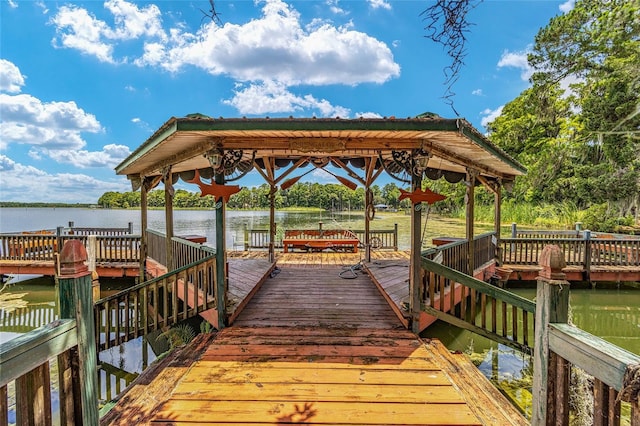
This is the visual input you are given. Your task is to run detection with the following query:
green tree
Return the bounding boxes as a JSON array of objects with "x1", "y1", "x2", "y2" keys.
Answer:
[{"x1": 488, "y1": 0, "x2": 639, "y2": 221}]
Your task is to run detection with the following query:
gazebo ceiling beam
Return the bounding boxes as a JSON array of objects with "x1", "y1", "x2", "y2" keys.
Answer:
[
  {"x1": 273, "y1": 157, "x2": 311, "y2": 186},
  {"x1": 421, "y1": 141, "x2": 507, "y2": 179},
  {"x1": 138, "y1": 139, "x2": 216, "y2": 178},
  {"x1": 330, "y1": 157, "x2": 367, "y2": 186}
]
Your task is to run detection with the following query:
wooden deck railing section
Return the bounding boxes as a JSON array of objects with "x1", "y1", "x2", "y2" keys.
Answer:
[
  {"x1": 243, "y1": 224, "x2": 399, "y2": 251},
  {"x1": 421, "y1": 241, "x2": 640, "y2": 425},
  {"x1": 420, "y1": 257, "x2": 535, "y2": 354},
  {"x1": 422, "y1": 232, "x2": 496, "y2": 275},
  {"x1": 146, "y1": 229, "x2": 215, "y2": 269},
  {"x1": 93, "y1": 255, "x2": 216, "y2": 351},
  {"x1": 0, "y1": 223, "x2": 140, "y2": 263},
  {"x1": 0, "y1": 240, "x2": 99, "y2": 425},
  {"x1": 531, "y1": 250, "x2": 640, "y2": 425},
  {"x1": 501, "y1": 225, "x2": 640, "y2": 271}
]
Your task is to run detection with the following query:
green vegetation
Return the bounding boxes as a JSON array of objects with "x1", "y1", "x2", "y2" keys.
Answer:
[
  {"x1": 486, "y1": 0, "x2": 639, "y2": 232},
  {"x1": 97, "y1": 183, "x2": 413, "y2": 212}
]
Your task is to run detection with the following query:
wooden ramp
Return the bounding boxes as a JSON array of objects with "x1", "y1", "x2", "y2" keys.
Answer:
[{"x1": 101, "y1": 266, "x2": 526, "y2": 425}]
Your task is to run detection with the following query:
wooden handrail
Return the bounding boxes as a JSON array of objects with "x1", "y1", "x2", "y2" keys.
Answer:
[
  {"x1": 1, "y1": 239, "x2": 100, "y2": 425},
  {"x1": 420, "y1": 257, "x2": 535, "y2": 354},
  {"x1": 0, "y1": 319, "x2": 77, "y2": 386},
  {"x1": 93, "y1": 255, "x2": 216, "y2": 351}
]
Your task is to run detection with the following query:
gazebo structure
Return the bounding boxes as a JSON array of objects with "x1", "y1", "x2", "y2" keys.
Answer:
[{"x1": 115, "y1": 114, "x2": 525, "y2": 331}]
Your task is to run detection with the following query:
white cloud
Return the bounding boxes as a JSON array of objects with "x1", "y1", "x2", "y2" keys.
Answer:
[
  {"x1": 136, "y1": 0, "x2": 399, "y2": 86},
  {"x1": 50, "y1": 0, "x2": 400, "y2": 116},
  {"x1": 368, "y1": 0, "x2": 392, "y2": 10},
  {"x1": 7, "y1": 0, "x2": 18, "y2": 8},
  {"x1": 497, "y1": 49, "x2": 533, "y2": 81},
  {"x1": 559, "y1": 0, "x2": 575, "y2": 13},
  {"x1": 0, "y1": 90, "x2": 128, "y2": 168},
  {"x1": 223, "y1": 80, "x2": 350, "y2": 117},
  {"x1": 326, "y1": 0, "x2": 347, "y2": 15},
  {"x1": 480, "y1": 106, "x2": 503, "y2": 128},
  {"x1": 310, "y1": 168, "x2": 334, "y2": 182},
  {"x1": 50, "y1": 0, "x2": 166, "y2": 63},
  {"x1": 46, "y1": 143, "x2": 132, "y2": 168},
  {"x1": 0, "y1": 155, "x2": 130, "y2": 203},
  {"x1": 0, "y1": 93, "x2": 101, "y2": 150},
  {"x1": 472, "y1": 89, "x2": 483, "y2": 96},
  {"x1": 0, "y1": 59, "x2": 26, "y2": 93}
]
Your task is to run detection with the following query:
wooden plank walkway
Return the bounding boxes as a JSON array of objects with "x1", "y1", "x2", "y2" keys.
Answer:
[
  {"x1": 101, "y1": 265, "x2": 526, "y2": 425},
  {"x1": 363, "y1": 259, "x2": 411, "y2": 328}
]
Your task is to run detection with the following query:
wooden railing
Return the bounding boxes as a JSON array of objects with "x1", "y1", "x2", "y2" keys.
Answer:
[
  {"x1": 422, "y1": 238, "x2": 640, "y2": 425},
  {"x1": 420, "y1": 257, "x2": 535, "y2": 354},
  {"x1": 0, "y1": 224, "x2": 140, "y2": 263},
  {"x1": 147, "y1": 229, "x2": 167, "y2": 265},
  {"x1": 243, "y1": 225, "x2": 399, "y2": 251},
  {"x1": 500, "y1": 235, "x2": 640, "y2": 268},
  {"x1": 172, "y1": 236, "x2": 215, "y2": 269},
  {"x1": 93, "y1": 255, "x2": 216, "y2": 351},
  {"x1": 532, "y1": 270, "x2": 640, "y2": 425},
  {"x1": 422, "y1": 232, "x2": 496, "y2": 275},
  {"x1": 146, "y1": 229, "x2": 215, "y2": 270},
  {"x1": 1, "y1": 241, "x2": 99, "y2": 425}
]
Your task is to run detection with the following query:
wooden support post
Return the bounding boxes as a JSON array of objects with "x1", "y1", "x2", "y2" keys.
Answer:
[
  {"x1": 494, "y1": 183, "x2": 502, "y2": 266},
  {"x1": 393, "y1": 223, "x2": 398, "y2": 251},
  {"x1": 163, "y1": 167, "x2": 174, "y2": 271},
  {"x1": 532, "y1": 244, "x2": 570, "y2": 426},
  {"x1": 466, "y1": 169, "x2": 477, "y2": 275},
  {"x1": 269, "y1": 185, "x2": 276, "y2": 263},
  {"x1": 86, "y1": 235, "x2": 100, "y2": 301},
  {"x1": 215, "y1": 171, "x2": 227, "y2": 329},
  {"x1": 410, "y1": 171, "x2": 422, "y2": 334},
  {"x1": 57, "y1": 240, "x2": 99, "y2": 426},
  {"x1": 583, "y1": 230, "x2": 592, "y2": 282},
  {"x1": 364, "y1": 188, "x2": 372, "y2": 262},
  {"x1": 244, "y1": 225, "x2": 249, "y2": 251},
  {"x1": 140, "y1": 177, "x2": 149, "y2": 283}
]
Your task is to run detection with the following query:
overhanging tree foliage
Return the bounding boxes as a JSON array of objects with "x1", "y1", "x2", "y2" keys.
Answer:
[{"x1": 487, "y1": 0, "x2": 639, "y2": 225}]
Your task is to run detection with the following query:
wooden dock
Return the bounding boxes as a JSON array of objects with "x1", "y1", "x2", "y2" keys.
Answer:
[{"x1": 101, "y1": 262, "x2": 526, "y2": 425}]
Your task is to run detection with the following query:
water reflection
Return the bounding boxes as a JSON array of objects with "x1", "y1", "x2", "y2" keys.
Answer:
[{"x1": 424, "y1": 286, "x2": 640, "y2": 418}]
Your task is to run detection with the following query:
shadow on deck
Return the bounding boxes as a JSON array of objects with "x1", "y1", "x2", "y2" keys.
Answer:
[{"x1": 101, "y1": 256, "x2": 526, "y2": 425}]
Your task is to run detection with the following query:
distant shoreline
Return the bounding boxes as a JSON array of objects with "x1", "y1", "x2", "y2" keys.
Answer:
[{"x1": 0, "y1": 202, "x2": 96, "y2": 208}]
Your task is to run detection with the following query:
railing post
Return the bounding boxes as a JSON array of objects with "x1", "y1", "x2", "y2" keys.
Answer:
[
  {"x1": 128, "y1": 222, "x2": 133, "y2": 234},
  {"x1": 57, "y1": 240, "x2": 99, "y2": 425},
  {"x1": 532, "y1": 244, "x2": 570, "y2": 426},
  {"x1": 393, "y1": 223, "x2": 398, "y2": 251},
  {"x1": 244, "y1": 225, "x2": 249, "y2": 251},
  {"x1": 583, "y1": 230, "x2": 591, "y2": 282},
  {"x1": 511, "y1": 222, "x2": 517, "y2": 238}
]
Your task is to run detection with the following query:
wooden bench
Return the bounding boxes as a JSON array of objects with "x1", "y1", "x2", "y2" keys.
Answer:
[{"x1": 282, "y1": 229, "x2": 359, "y2": 253}]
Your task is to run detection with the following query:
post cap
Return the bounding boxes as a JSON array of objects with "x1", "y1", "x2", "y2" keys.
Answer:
[
  {"x1": 538, "y1": 244, "x2": 567, "y2": 280},
  {"x1": 59, "y1": 240, "x2": 89, "y2": 276}
]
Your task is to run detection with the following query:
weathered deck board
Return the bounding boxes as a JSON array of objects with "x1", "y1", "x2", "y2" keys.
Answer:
[
  {"x1": 364, "y1": 259, "x2": 411, "y2": 327},
  {"x1": 101, "y1": 263, "x2": 526, "y2": 426},
  {"x1": 232, "y1": 266, "x2": 401, "y2": 328},
  {"x1": 227, "y1": 258, "x2": 275, "y2": 324}
]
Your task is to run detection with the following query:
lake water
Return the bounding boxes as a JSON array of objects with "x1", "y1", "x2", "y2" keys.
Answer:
[{"x1": 1, "y1": 207, "x2": 638, "y2": 419}]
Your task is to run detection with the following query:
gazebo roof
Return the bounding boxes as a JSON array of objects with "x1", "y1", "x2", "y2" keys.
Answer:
[{"x1": 115, "y1": 114, "x2": 525, "y2": 186}]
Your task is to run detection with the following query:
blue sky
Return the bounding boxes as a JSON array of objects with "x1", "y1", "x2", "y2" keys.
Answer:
[{"x1": 0, "y1": 0, "x2": 573, "y2": 203}]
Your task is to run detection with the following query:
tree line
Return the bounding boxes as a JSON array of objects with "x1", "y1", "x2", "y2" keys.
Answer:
[{"x1": 97, "y1": 182, "x2": 416, "y2": 212}]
